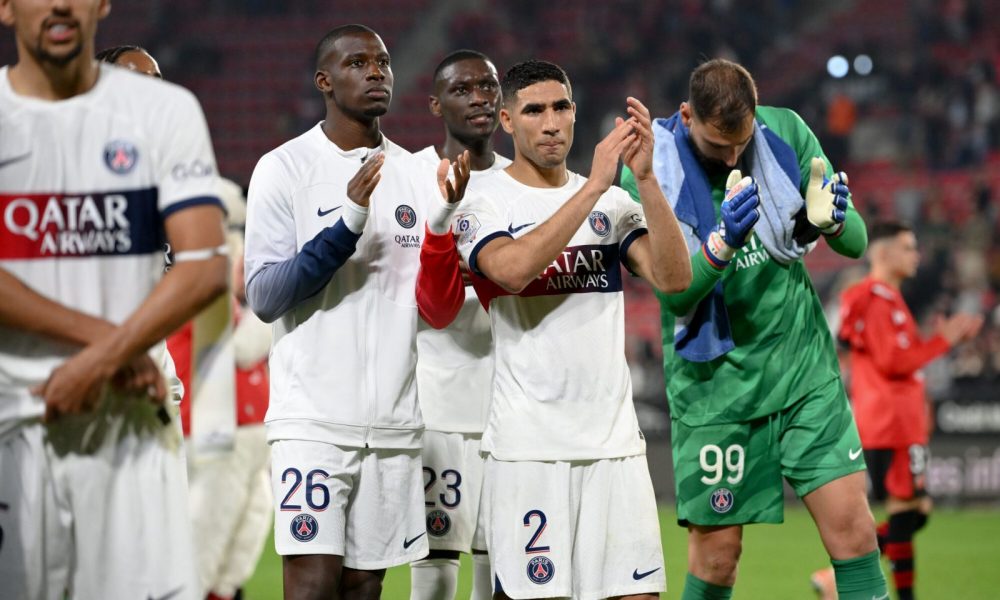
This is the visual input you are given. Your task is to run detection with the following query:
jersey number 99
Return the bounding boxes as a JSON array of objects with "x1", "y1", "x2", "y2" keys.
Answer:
[{"x1": 699, "y1": 444, "x2": 745, "y2": 485}]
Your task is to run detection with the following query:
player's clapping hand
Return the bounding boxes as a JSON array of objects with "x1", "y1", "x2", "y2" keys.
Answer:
[
  {"x1": 805, "y1": 157, "x2": 849, "y2": 231},
  {"x1": 621, "y1": 97, "x2": 655, "y2": 181},
  {"x1": 588, "y1": 115, "x2": 638, "y2": 193},
  {"x1": 936, "y1": 313, "x2": 985, "y2": 346},
  {"x1": 346, "y1": 151, "x2": 385, "y2": 208},
  {"x1": 438, "y1": 150, "x2": 471, "y2": 205},
  {"x1": 705, "y1": 170, "x2": 760, "y2": 264}
]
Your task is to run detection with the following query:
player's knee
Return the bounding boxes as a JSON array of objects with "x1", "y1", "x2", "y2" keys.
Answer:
[
  {"x1": 340, "y1": 568, "x2": 385, "y2": 600},
  {"x1": 282, "y1": 556, "x2": 340, "y2": 600},
  {"x1": 888, "y1": 509, "x2": 925, "y2": 541},
  {"x1": 283, "y1": 571, "x2": 338, "y2": 600},
  {"x1": 694, "y1": 539, "x2": 741, "y2": 581},
  {"x1": 830, "y1": 509, "x2": 878, "y2": 556}
]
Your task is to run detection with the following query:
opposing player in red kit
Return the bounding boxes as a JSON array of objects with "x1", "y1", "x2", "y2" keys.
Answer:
[{"x1": 815, "y1": 221, "x2": 982, "y2": 600}]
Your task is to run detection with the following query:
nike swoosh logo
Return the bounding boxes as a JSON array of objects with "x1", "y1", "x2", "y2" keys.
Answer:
[
  {"x1": 147, "y1": 586, "x2": 185, "y2": 600},
  {"x1": 317, "y1": 206, "x2": 342, "y2": 217},
  {"x1": 507, "y1": 222, "x2": 535, "y2": 234},
  {"x1": 849, "y1": 447, "x2": 863, "y2": 460},
  {"x1": 403, "y1": 532, "x2": 426, "y2": 549},
  {"x1": 0, "y1": 153, "x2": 30, "y2": 169},
  {"x1": 632, "y1": 567, "x2": 661, "y2": 580}
]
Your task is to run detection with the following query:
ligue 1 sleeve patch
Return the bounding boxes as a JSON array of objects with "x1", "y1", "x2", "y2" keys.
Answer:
[
  {"x1": 588, "y1": 211, "x2": 611, "y2": 237},
  {"x1": 103, "y1": 140, "x2": 138, "y2": 174},
  {"x1": 396, "y1": 204, "x2": 417, "y2": 229},
  {"x1": 426, "y1": 509, "x2": 452, "y2": 537},
  {"x1": 526, "y1": 556, "x2": 555, "y2": 584},
  {"x1": 455, "y1": 213, "x2": 481, "y2": 247},
  {"x1": 290, "y1": 513, "x2": 319, "y2": 542},
  {"x1": 710, "y1": 488, "x2": 734, "y2": 513}
]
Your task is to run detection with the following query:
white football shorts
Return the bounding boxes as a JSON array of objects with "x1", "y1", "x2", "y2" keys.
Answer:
[
  {"x1": 270, "y1": 440, "x2": 428, "y2": 569},
  {"x1": 0, "y1": 401, "x2": 196, "y2": 600},
  {"x1": 421, "y1": 430, "x2": 487, "y2": 553},
  {"x1": 483, "y1": 454, "x2": 666, "y2": 600}
]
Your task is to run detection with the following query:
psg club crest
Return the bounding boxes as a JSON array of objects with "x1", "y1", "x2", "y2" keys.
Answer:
[
  {"x1": 426, "y1": 509, "x2": 452, "y2": 537},
  {"x1": 395, "y1": 204, "x2": 417, "y2": 229},
  {"x1": 710, "y1": 488, "x2": 734, "y2": 514},
  {"x1": 103, "y1": 140, "x2": 138, "y2": 174},
  {"x1": 526, "y1": 556, "x2": 555, "y2": 584},
  {"x1": 588, "y1": 211, "x2": 611, "y2": 238},
  {"x1": 290, "y1": 514, "x2": 318, "y2": 542}
]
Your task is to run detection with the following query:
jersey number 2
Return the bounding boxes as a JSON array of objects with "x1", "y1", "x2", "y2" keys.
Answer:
[{"x1": 523, "y1": 509, "x2": 550, "y2": 553}]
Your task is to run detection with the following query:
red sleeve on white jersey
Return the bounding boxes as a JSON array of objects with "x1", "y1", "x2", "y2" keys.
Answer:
[{"x1": 416, "y1": 225, "x2": 464, "y2": 329}]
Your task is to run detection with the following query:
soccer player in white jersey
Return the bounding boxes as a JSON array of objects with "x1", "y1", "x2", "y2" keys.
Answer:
[
  {"x1": 243, "y1": 24, "x2": 470, "y2": 600},
  {"x1": 409, "y1": 50, "x2": 510, "y2": 600},
  {"x1": 446, "y1": 60, "x2": 693, "y2": 600},
  {"x1": 0, "y1": 1, "x2": 228, "y2": 599}
]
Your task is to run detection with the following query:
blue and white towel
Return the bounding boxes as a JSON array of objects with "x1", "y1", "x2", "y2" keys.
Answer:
[{"x1": 651, "y1": 112, "x2": 807, "y2": 362}]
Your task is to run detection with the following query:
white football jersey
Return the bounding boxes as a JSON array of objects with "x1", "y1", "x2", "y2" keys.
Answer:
[
  {"x1": 0, "y1": 65, "x2": 220, "y2": 434},
  {"x1": 455, "y1": 171, "x2": 649, "y2": 461},
  {"x1": 413, "y1": 146, "x2": 509, "y2": 433},
  {"x1": 244, "y1": 125, "x2": 442, "y2": 449}
]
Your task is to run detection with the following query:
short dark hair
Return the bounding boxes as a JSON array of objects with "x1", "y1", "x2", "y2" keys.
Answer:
[
  {"x1": 689, "y1": 59, "x2": 758, "y2": 134},
  {"x1": 501, "y1": 59, "x2": 571, "y2": 106},
  {"x1": 869, "y1": 221, "x2": 913, "y2": 243},
  {"x1": 433, "y1": 49, "x2": 492, "y2": 85},
  {"x1": 96, "y1": 45, "x2": 146, "y2": 64},
  {"x1": 315, "y1": 24, "x2": 379, "y2": 70}
]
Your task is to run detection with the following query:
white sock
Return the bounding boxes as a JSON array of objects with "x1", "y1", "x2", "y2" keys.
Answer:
[
  {"x1": 470, "y1": 553, "x2": 492, "y2": 600},
  {"x1": 410, "y1": 557, "x2": 460, "y2": 600}
]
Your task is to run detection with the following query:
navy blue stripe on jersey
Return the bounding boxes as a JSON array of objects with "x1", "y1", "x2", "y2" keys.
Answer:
[
  {"x1": 161, "y1": 195, "x2": 224, "y2": 220},
  {"x1": 246, "y1": 217, "x2": 361, "y2": 323},
  {"x1": 619, "y1": 227, "x2": 649, "y2": 276},
  {"x1": 0, "y1": 188, "x2": 164, "y2": 259},
  {"x1": 520, "y1": 243, "x2": 623, "y2": 296},
  {"x1": 470, "y1": 243, "x2": 625, "y2": 310},
  {"x1": 468, "y1": 230, "x2": 513, "y2": 276}
]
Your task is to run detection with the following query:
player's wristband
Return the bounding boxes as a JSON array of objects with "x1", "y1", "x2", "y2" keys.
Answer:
[
  {"x1": 821, "y1": 221, "x2": 845, "y2": 237},
  {"x1": 427, "y1": 196, "x2": 459, "y2": 235},
  {"x1": 703, "y1": 231, "x2": 736, "y2": 269},
  {"x1": 342, "y1": 199, "x2": 369, "y2": 234}
]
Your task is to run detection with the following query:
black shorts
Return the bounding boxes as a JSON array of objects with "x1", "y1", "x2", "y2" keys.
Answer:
[{"x1": 864, "y1": 446, "x2": 929, "y2": 502}]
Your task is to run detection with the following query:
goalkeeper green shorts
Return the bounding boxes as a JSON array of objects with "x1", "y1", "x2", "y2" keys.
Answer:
[{"x1": 671, "y1": 377, "x2": 866, "y2": 526}]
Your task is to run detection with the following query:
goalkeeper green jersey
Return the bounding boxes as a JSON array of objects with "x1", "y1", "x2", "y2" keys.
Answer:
[{"x1": 622, "y1": 106, "x2": 867, "y2": 426}]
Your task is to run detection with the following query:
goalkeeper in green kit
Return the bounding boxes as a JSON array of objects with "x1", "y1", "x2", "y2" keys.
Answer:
[{"x1": 622, "y1": 59, "x2": 889, "y2": 600}]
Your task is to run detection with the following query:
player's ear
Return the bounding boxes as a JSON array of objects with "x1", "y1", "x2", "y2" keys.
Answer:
[
  {"x1": 499, "y1": 107, "x2": 513, "y2": 134},
  {"x1": 0, "y1": 0, "x2": 14, "y2": 27},
  {"x1": 314, "y1": 70, "x2": 331, "y2": 94},
  {"x1": 679, "y1": 102, "x2": 693, "y2": 127},
  {"x1": 429, "y1": 95, "x2": 441, "y2": 118},
  {"x1": 98, "y1": 0, "x2": 112, "y2": 20}
]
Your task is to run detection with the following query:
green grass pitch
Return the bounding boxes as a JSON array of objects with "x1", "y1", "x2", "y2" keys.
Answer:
[{"x1": 243, "y1": 505, "x2": 1000, "y2": 598}]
